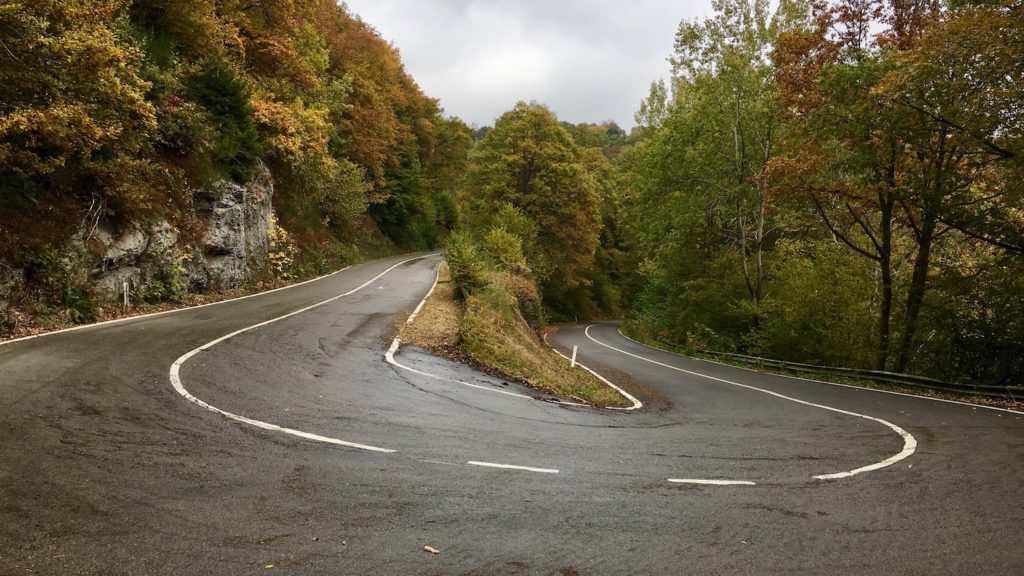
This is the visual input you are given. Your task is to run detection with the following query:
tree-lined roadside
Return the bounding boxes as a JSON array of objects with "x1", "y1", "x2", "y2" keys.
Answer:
[{"x1": 616, "y1": 0, "x2": 1023, "y2": 389}]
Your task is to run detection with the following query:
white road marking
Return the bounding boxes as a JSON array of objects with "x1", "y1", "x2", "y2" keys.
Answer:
[
  {"x1": 386, "y1": 265, "x2": 641, "y2": 410},
  {"x1": 169, "y1": 255, "x2": 439, "y2": 452},
  {"x1": 384, "y1": 263, "x2": 535, "y2": 401},
  {"x1": 616, "y1": 329, "x2": 1024, "y2": 416},
  {"x1": 467, "y1": 461, "x2": 560, "y2": 474},
  {"x1": 543, "y1": 332, "x2": 643, "y2": 410},
  {"x1": 585, "y1": 325, "x2": 918, "y2": 481},
  {"x1": 668, "y1": 479, "x2": 757, "y2": 486},
  {"x1": 386, "y1": 338, "x2": 534, "y2": 400},
  {"x1": 0, "y1": 266, "x2": 351, "y2": 348}
]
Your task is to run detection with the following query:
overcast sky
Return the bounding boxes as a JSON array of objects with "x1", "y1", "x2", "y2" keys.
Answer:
[{"x1": 342, "y1": 1, "x2": 714, "y2": 129}]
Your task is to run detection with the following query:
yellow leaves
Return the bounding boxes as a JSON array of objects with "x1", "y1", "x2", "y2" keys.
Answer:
[
  {"x1": 266, "y1": 214, "x2": 298, "y2": 279},
  {"x1": 252, "y1": 94, "x2": 332, "y2": 165},
  {"x1": 253, "y1": 97, "x2": 301, "y2": 137},
  {"x1": 0, "y1": 0, "x2": 155, "y2": 180}
]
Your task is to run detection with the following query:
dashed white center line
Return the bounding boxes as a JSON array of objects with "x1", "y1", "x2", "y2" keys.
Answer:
[
  {"x1": 668, "y1": 479, "x2": 757, "y2": 486},
  {"x1": 467, "y1": 461, "x2": 560, "y2": 474}
]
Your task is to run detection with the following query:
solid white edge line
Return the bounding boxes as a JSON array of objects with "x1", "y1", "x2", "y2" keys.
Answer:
[
  {"x1": 386, "y1": 337, "x2": 534, "y2": 400},
  {"x1": 467, "y1": 461, "x2": 559, "y2": 474},
  {"x1": 168, "y1": 254, "x2": 439, "y2": 452},
  {"x1": 616, "y1": 328, "x2": 1024, "y2": 417},
  {"x1": 383, "y1": 262, "x2": 536, "y2": 401},
  {"x1": 0, "y1": 265, "x2": 351, "y2": 348},
  {"x1": 585, "y1": 324, "x2": 917, "y2": 481},
  {"x1": 668, "y1": 479, "x2": 757, "y2": 486},
  {"x1": 542, "y1": 332, "x2": 643, "y2": 411}
]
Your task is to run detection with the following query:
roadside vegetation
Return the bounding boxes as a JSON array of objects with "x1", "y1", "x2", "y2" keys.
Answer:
[
  {"x1": 624, "y1": 329, "x2": 1023, "y2": 412},
  {"x1": 615, "y1": 0, "x2": 1023, "y2": 390},
  {"x1": 401, "y1": 237, "x2": 627, "y2": 407}
]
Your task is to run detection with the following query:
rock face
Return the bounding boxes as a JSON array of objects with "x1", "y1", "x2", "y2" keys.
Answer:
[
  {"x1": 192, "y1": 162, "x2": 276, "y2": 290},
  {"x1": 88, "y1": 162, "x2": 278, "y2": 301}
]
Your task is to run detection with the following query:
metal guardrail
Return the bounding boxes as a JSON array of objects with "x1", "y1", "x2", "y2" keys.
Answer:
[{"x1": 699, "y1": 350, "x2": 1023, "y2": 400}]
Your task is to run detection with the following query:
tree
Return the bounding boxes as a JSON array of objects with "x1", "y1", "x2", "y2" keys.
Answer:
[
  {"x1": 466, "y1": 102, "x2": 602, "y2": 307},
  {"x1": 0, "y1": 0, "x2": 158, "y2": 254},
  {"x1": 658, "y1": 0, "x2": 806, "y2": 307},
  {"x1": 775, "y1": 0, "x2": 1022, "y2": 372}
]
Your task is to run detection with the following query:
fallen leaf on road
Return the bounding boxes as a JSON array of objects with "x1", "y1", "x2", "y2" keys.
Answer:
[{"x1": 424, "y1": 546, "x2": 440, "y2": 554}]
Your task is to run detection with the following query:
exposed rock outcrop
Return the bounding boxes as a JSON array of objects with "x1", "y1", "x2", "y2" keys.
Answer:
[
  {"x1": 192, "y1": 162, "x2": 276, "y2": 290},
  {"x1": 88, "y1": 162, "x2": 279, "y2": 301}
]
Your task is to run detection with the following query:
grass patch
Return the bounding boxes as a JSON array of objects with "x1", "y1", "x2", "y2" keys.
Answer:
[{"x1": 399, "y1": 262, "x2": 462, "y2": 355}]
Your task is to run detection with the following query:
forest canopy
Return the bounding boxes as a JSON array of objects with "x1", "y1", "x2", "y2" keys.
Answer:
[
  {"x1": 0, "y1": 0, "x2": 470, "y2": 261},
  {"x1": 618, "y1": 0, "x2": 1024, "y2": 386}
]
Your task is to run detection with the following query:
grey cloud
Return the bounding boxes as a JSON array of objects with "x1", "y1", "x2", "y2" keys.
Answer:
[{"x1": 343, "y1": 0, "x2": 712, "y2": 128}]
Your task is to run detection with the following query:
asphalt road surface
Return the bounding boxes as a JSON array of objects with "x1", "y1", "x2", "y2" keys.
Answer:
[{"x1": 2, "y1": 253, "x2": 1022, "y2": 575}]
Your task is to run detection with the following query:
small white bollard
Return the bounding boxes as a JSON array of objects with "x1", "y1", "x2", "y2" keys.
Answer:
[
  {"x1": 570, "y1": 345, "x2": 577, "y2": 368},
  {"x1": 123, "y1": 281, "x2": 129, "y2": 309}
]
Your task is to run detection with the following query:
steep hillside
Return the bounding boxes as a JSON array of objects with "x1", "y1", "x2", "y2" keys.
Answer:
[{"x1": 0, "y1": 1, "x2": 470, "y2": 335}]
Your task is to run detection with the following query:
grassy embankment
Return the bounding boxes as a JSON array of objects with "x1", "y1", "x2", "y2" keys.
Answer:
[{"x1": 401, "y1": 242, "x2": 628, "y2": 408}]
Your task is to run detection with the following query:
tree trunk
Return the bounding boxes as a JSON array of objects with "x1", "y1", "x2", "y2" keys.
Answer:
[
  {"x1": 874, "y1": 153, "x2": 898, "y2": 371},
  {"x1": 877, "y1": 249, "x2": 893, "y2": 372},
  {"x1": 894, "y1": 211, "x2": 937, "y2": 373}
]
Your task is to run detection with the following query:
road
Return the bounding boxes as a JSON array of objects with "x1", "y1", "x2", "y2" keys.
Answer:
[{"x1": 1, "y1": 253, "x2": 1022, "y2": 575}]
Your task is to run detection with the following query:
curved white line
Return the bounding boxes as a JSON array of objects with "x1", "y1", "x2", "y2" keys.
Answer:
[
  {"x1": 384, "y1": 264, "x2": 638, "y2": 409},
  {"x1": 617, "y1": 328, "x2": 1024, "y2": 416},
  {"x1": 384, "y1": 265, "x2": 534, "y2": 400},
  {"x1": 542, "y1": 332, "x2": 643, "y2": 410},
  {"x1": 386, "y1": 338, "x2": 534, "y2": 400},
  {"x1": 169, "y1": 254, "x2": 439, "y2": 453},
  {"x1": 584, "y1": 325, "x2": 917, "y2": 480}
]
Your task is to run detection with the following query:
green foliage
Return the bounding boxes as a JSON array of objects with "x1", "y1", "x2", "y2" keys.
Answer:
[
  {"x1": 913, "y1": 256, "x2": 1024, "y2": 386},
  {"x1": 59, "y1": 283, "x2": 98, "y2": 324},
  {"x1": 187, "y1": 61, "x2": 262, "y2": 182},
  {"x1": 139, "y1": 248, "x2": 188, "y2": 304},
  {"x1": 750, "y1": 242, "x2": 878, "y2": 368},
  {"x1": 620, "y1": 0, "x2": 1024, "y2": 387},
  {"x1": 466, "y1": 102, "x2": 602, "y2": 313},
  {"x1": 481, "y1": 228, "x2": 527, "y2": 270},
  {"x1": 444, "y1": 232, "x2": 489, "y2": 298}
]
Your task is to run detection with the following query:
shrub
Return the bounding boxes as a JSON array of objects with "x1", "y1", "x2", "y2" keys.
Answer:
[
  {"x1": 267, "y1": 216, "x2": 298, "y2": 279},
  {"x1": 444, "y1": 232, "x2": 488, "y2": 298},
  {"x1": 59, "y1": 283, "x2": 97, "y2": 324},
  {"x1": 481, "y1": 227, "x2": 526, "y2": 270},
  {"x1": 187, "y1": 60, "x2": 262, "y2": 182},
  {"x1": 139, "y1": 248, "x2": 188, "y2": 304}
]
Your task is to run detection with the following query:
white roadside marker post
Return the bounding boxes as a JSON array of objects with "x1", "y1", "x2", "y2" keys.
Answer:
[
  {"x1": 123, "y1": 281, "x2": 129, "y2": 309},
  {"x1": 570, "y1": 345, "x2": 577, "y2": 368}
]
